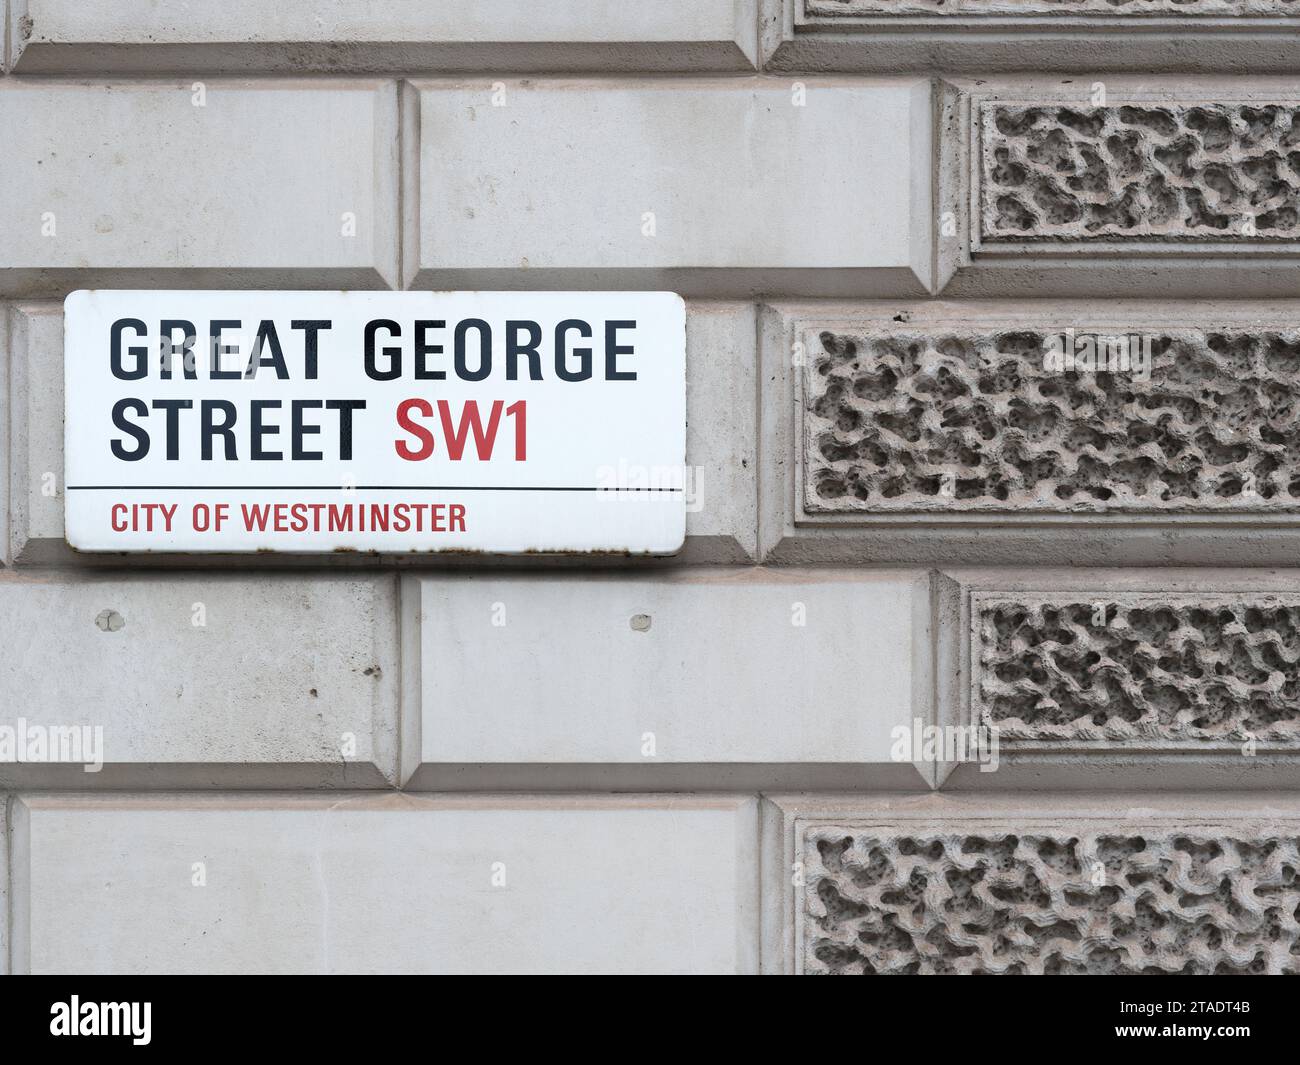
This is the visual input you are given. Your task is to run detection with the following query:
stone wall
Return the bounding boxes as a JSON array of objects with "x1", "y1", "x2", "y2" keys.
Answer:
[{"x1": 3, "y1": 0, "x2": 1300, "y2": 974}]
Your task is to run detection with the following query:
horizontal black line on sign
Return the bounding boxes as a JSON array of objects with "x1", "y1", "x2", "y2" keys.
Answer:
[{"x1": 65, "y1": 485, "x2": 685, "y2": 493}]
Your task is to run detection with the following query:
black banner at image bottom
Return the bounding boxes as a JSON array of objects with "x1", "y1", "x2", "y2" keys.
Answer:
[{"x1": 0, "y1": 975, "x2": 1286, "y2": 1051}]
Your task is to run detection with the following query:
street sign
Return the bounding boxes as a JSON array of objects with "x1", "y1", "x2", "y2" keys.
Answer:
[{"x1": 64, "y1": 291, "x2": 687, "y2": 554}]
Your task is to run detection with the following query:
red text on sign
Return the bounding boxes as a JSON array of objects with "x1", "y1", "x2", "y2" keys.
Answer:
[{"x1": 394, "y1": 399, "x2": 526, "y2": 461}]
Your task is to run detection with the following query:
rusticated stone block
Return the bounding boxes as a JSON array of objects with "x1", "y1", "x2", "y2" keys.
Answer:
[
  {"x1": 980, "y1": 102, "x2": 1300, "y2": 242},
  {"x1": 805, "y1": 0, "x2": 1298, "y2": 14},
  {"x1": 804, "y1": 324, "x2": 1300, "y2": 514},
  {"x1": 974, "y1": 593, "x2": 1300, "y2": 745},
  {"x1": 767, "y1": 5, "x2": 1300, "y2": 78},
  {"x1": 804, "y1": 822, "x2": 1300, "y2": 974}
]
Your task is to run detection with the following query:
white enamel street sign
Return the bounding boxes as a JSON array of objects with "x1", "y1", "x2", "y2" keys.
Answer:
[{"x1": 64, "y1": 291, "x2": 687, "y2": 554}]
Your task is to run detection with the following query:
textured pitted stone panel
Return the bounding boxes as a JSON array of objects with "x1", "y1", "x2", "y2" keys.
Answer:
[
  {"x1": 980, "y1": 102, "x2": 1300, "y2": 242},
  {"x1": 805, "y1": 0, "x2": 1299, "y2": 14},
  {"x1": 975, "y1": 594, "x2": 1300, "y2": 744},
  {"x1": 765, "y1": 4, "x2": 1300, "y2": 77},
  {"x1": 803, "y1": 823, "x2": 1300, "y2": 974},
  {"x1": 804, "y1": 325, "x2": 1300, "y2": 514}
]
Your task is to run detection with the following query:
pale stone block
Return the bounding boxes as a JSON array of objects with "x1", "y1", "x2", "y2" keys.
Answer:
[
  {"x1": 401, "y1": 569, "x2": 933, "y2": 790},
  {"x1": 683, "y1": 301, "x2": 758, "y2": 562},
  {"x1": 6, "y1": 304, "x2": 60, "y2": 564},
  {"x1": 0, "y1": 302, "x2": 10, "y2": 568},
  {"x1": 0, "y1": 80, "x2": 398, "y2": 295},
  {"x1": 9, "y1": 0, "x2": 758, "y2": 73},
  {"x1": 0, "y1": 573, "x2": 398, "y2": 786},
  {"x1": 406, "y1": 78, "x2": 934, "y2": 297},
  {"x1": 8, "y1": 300, "x2": 754, "y2": 564},
  {"x1": 763, "y1": 792, "x2": 1300, "y2": 974},
  {"x1": 12, "y1": 794, "x2": 759, "y2": 974}
]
